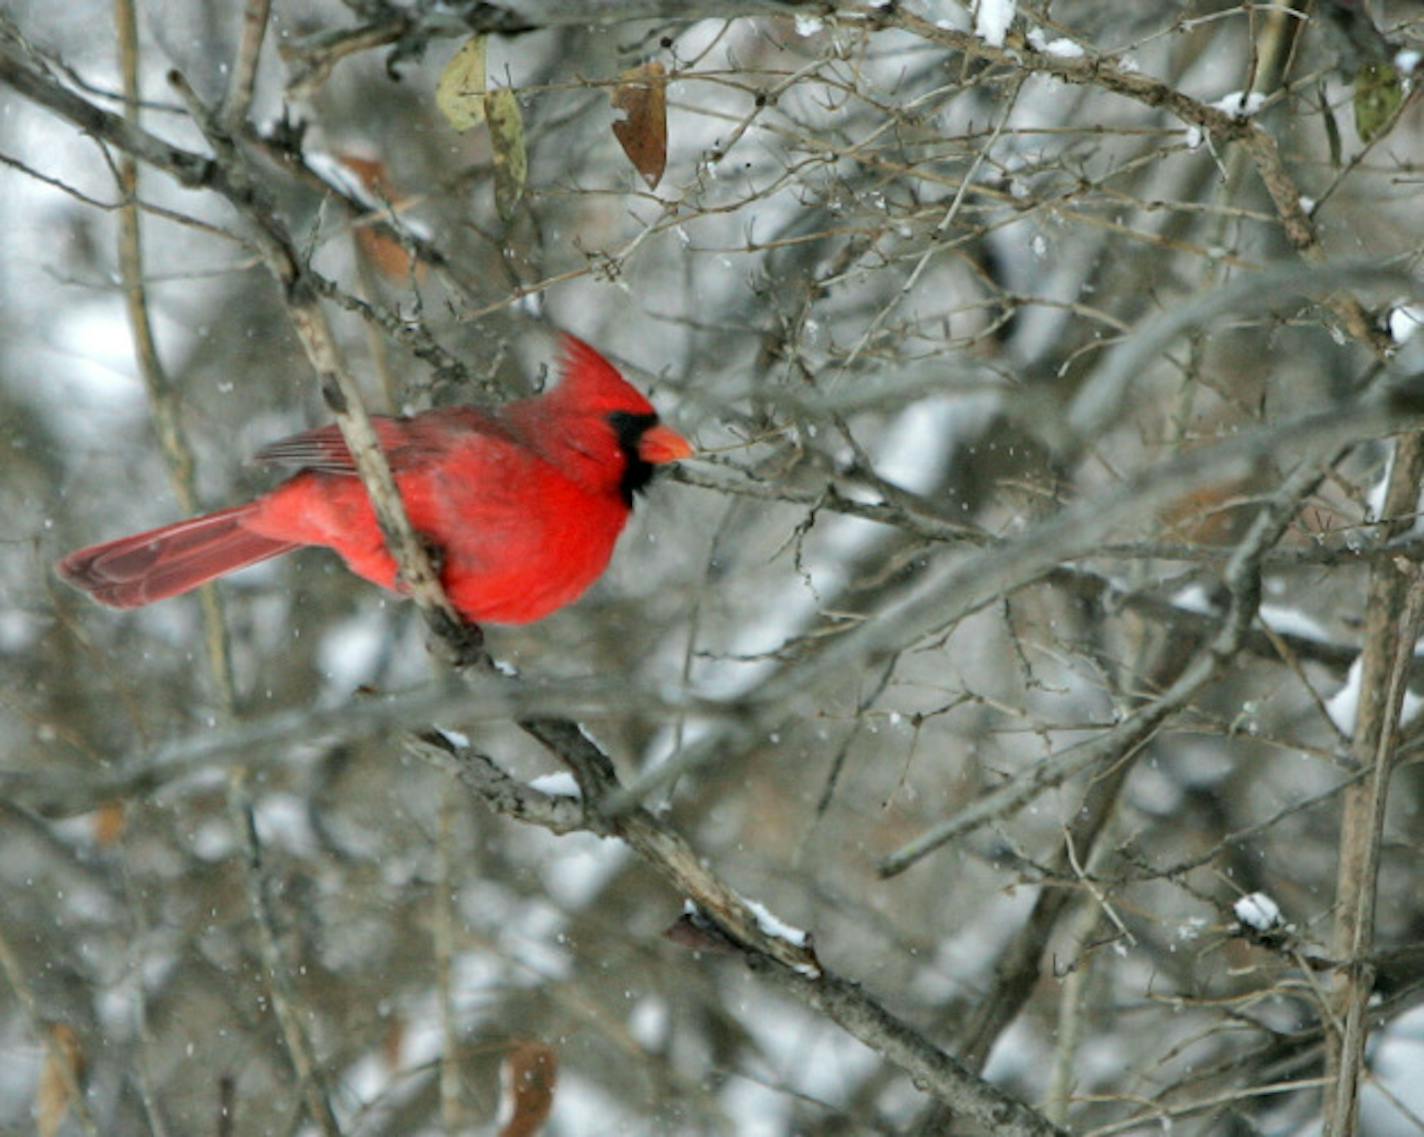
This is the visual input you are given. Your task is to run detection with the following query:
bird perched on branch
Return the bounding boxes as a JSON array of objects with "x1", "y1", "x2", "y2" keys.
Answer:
[{"x1": 57, "y1": 335, "x2": 692, "y2": 625}]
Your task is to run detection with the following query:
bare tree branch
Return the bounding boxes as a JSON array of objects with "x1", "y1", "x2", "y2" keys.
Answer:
[
  {"x1": 414, "y1": 732, "x2": 1068, "y2": 1137},
  {"x1": 1322, "y1": 434, "x2": 1424, "y2": 1133}
]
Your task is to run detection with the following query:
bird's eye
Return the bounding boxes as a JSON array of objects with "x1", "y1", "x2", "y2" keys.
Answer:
[
  {"x1": 607, "y1": 411, "x2": 662, "y2": 504},
  {"x1": 607, "y1": 411, "x2": 660, "y2": 454}
]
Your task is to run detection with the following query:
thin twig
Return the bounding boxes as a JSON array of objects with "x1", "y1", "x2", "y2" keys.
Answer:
[
  {"x1": 113, "y1": 0, "x2": 236, "y2": 713},
  {"x1": 435, "y1": 788, "x2": 463, "y2": 1133},
  {"x1": 223, "y1": 0, "x2": 271, "y2": 130},
  {"x1": 227, "y1": 778, "x2": 344, "y2": 1137}
]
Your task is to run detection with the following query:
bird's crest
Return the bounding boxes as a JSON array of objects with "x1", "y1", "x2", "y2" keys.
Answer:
[{"x1": 554, "y1": 334, "x2": 656, "y2": 416}]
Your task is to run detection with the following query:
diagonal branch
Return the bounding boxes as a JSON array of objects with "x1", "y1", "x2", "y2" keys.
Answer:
[
  {"x1": 411, "y1": 731, "x2": 1068, "y2": 1137},
  {"x1": 0, "y1": 22, "x2": 215, "y2": 187},
  {"x1": 164, "y1": 69, "x2": 473, "y2": 653}
]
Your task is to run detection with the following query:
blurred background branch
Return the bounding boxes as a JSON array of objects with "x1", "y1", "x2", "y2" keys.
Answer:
[{"x1": 5, "y1": 1, "x2": 1424, "y2": 1135}]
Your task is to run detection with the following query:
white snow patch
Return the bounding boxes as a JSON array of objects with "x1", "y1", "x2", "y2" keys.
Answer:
[
  {"x1": 497, "y1": 903, "x2": 573, "y2": 981},
  {"x1": 981, "y1": 1013, "x2": 1055, "y2": 1086},
  {"x1": 1026, "y1": 28, "x2": 1083, "y2": 59},
  {"x1": 1171, "y1": 584, "x2": 1214, "y2": 614},
  {"x1": 1366, "y1": 444, "x2": 1394, "y2": 523},
  {"x1": 305, "y1": 150, "x2": 378, "y2": 209},
  {"x1": 1389, "y1": 303, "x2": 1424, "y2": 345},
  {"x1": 878, "y1": 394, "x2": 985, "y2": 493},
  {"x1": 974, "y1": 0, "x2": 1015, "y2": 47},
  {"x1": 1210, "y1": 90, "x2": 1267, "y2": 118},
  {"x1": 742, "y1": 896, "x2": 807, "y2": 947},
  {"x1": 741, "y1": 896, "x2": 819, "y2": 976},
  {"x1": 793, "y1": 13, "x2": 823, "y2": 37},
  {"x1": 1395, "y1": 50, "x2": 1421, "y2": 77},
  {"x1": 330, "y1": 994, "x2": 451, "y2": 1123},
  {"x1": 1328, "y1": 657, "x2": 1363, "y2": 733},
  {"x1": 435, "y1": 725, "x2": 470, "y2": 748},
  {"x1": 1130, "y1": 761, "x2": 1185, "y2": 815},
  {"x1": 1329, "y1": 654, "x2": 1424, "y2": 733},
  {"x1": 1234, "y1": 892, "x2": 1283, "y2": 932},
  {"x1": 1258, "y1": 605, "x2": 1331, "y2": 643},
  {"x1": 529, "y1": 771, "x2": 581, "y2": 798}
]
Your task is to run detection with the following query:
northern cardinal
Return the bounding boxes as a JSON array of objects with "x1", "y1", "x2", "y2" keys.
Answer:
[{"x1": 57, "y1": 336, "x2": 692, "y2": 624}]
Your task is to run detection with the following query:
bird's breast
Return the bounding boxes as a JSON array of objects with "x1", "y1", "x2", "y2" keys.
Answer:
[{"x1": 414, "y1": 462, "x2": 632, "y2": 625}]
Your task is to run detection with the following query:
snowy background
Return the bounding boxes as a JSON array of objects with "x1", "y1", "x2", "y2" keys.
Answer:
[{"x1": 4, "y1": 1, "x2": 1424, "y2": 1135}]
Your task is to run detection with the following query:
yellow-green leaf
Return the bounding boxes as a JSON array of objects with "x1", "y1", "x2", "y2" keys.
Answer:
[
  {"x1": 436, "y1": 36, "x2": 488, "y2": 131},
  {"x1": 1354, "y1": 62, "x2": 1403, "y2": 144},
  {"x1": 485, "y1": 88, "x2": 526, "y2": 221}
]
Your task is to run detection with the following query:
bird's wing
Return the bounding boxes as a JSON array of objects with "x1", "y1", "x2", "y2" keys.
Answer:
[{"x1": 252, "y1": 409, "x2": 505, "y2": 475}]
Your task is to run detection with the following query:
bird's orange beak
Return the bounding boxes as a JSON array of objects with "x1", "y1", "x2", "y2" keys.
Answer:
[{"x1": 638, "y1": 423, "x2": 694, "y2": 465}]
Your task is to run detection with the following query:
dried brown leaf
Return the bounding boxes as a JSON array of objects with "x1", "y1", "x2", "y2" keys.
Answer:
[
  {"x1": 356, "y1": 220, "x2": 418, "y2": 280},
  {"x1": 611, "y1": 61, "x2": 668, "y2": 189},
  {"x1": 337, "y1": 153, "x2": 393, "y2": 199},
  {"x1": 332, "y1": 153, "x2": 427, "y2": 282},
  {"x1": 663, "y1": 910, "x2": 739, "y2": 954},
  {"x1": 498, "y1": 1041, "x2": 558, "y2": 1137}
]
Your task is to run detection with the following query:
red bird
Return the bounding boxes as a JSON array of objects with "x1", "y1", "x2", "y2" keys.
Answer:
[{"x1": 57, "y1": 336, "x2": 692, "y2": 625}]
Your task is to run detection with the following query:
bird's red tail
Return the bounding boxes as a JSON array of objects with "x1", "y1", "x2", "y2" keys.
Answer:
[{"x1": 56, "y1": 505, "x2": 299, "y2": 609}]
